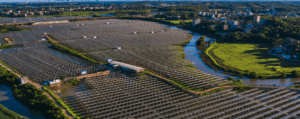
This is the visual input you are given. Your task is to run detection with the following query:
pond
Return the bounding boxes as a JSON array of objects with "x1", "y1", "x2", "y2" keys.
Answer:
[
  {"x1": 0, "y1": 84, "x2": 46, "y2": 119},
  {"x1": 163, "y1": 24, "x2": 300, "y2": 87}
]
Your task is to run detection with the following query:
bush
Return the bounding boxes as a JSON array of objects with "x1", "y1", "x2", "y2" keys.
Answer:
[
  {"x1": 249, "y1": 72, "x2": 258, "y2": 78},
  {"x1": 291, "y1": 70, "x2": 299, "y2": 78},
  {"x1": 280, "y1": 72, "x2": 286, "y2": 78},
  {"x1": 227, "y1": 77, "x2": 235, "y2": 81},
  {"x1": 60, "y1": 75, "x2": 66, "y2": 80}
]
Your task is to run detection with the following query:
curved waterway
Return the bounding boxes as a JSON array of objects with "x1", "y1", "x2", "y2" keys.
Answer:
[
  {"x1": 164, "y1": 24, "x2": 300, "y2": 87},
  {"x1": 0, "y1": 84, "x2": 46, "y2": 119}
]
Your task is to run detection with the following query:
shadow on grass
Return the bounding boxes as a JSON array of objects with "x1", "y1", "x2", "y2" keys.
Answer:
[{"x1": 240, "y1": 43, "x2": 300, "y2": 68}]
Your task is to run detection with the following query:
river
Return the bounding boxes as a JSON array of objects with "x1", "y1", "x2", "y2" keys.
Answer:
[
  {"x1": 0, "y1": 84, "x2": 46, "y2": 119},
  {"x1": 164, "y1": 24, "x2": 300, "y2": 87}
]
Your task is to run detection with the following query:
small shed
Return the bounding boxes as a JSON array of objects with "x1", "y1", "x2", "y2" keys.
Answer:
[
  {"x1": 93, "y1": 36, "x2": 97, "y2": 38},
  {"x1": 133, "y1": 32, "x2": 137, "y2": 34},
  {"x1": 47, "y1": 79, "x2": 60, "y2": 85},
  {"x1": 107, "y1": 58, "x2": 112, "y2": 62},
  {"x1": 117, "y1": 47, "x2": 121, "y2": 50},
  {"x1": 83, "y1": 36, "x2": 87, "y2": 39},
  {"x1": 44, "y1": 32, "x2": 47, "y2": 35},
  {"x1": 151, "y1": 31, "x2": 154, "y2": 34},
  {"x1": 81, "y1": 70, "x2": 87, "y2": 75},
  {"x1": 106, "y1": 22, "x2": 109, "y2": 24},
  {"x1": 19, "y1": 77, "x2": 28, "y2": 85},
  {"x1": 41, "y1": 38, "x2": 46, "y2": 41},
  {"x1": 161, "y1": 30, "x2": 164, "y2": 32}
]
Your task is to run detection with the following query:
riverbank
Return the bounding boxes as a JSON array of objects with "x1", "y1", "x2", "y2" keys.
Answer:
[
  {"x1": 0, "y1": 62, "x2": 71, "y2": 119},
  {"x1": 0, "y1": 103, "x2": 24, "y2": 119}
]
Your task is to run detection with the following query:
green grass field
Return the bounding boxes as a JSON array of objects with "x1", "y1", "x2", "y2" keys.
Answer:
[
  {"x1": 168, "y1": 20, "x2": 192, "y2": 24},
  {"x1": 211, "y1": 43, "x2": 300, "y2": 77}
]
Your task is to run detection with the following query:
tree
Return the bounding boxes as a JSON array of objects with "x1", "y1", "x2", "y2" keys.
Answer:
[
  {"x1": 196, "y1": 36, "x2": 205, "y2": 46},
  {"x1": 291, "y1": 70, "x2": 299, "y2": 78},
  {"x1": 249, "y1": 72, "x2": 258, "y2": 78},
  {"x1": 60, "y1": 75, "x2": 66, "y2": 80}
]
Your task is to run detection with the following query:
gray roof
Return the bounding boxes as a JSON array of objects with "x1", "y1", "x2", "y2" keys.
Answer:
[{"x1": 109, "y1": 61, "x2": 144, "y2": 71}]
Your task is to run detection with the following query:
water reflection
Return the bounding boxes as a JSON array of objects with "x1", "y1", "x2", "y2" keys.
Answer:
[{"x1": 0, "y1": 84, "x2": 46, "y2": 119}]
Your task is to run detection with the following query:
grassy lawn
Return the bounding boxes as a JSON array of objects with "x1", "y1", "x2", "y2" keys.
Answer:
[
  {"x1": 211, "y1": 43, "x2": 300, "y2": 77},
  {"x1": 169, "y1": 20, "x2": 192, "y2": 24}
]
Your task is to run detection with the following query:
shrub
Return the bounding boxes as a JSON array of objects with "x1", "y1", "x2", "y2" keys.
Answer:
[
  {"x1": 280, "y1": 72, "x2": 286, "y2": 78},
  {"x1": 249, "y1": 72, "x2": 258, "y2": 79},
  {"x1": 291, "y1": 70, "x2": 299, "y2": 78},
  {"x1": 60, "y1": 75, "x2": 66, "y2": 80},
  {"x1": 227, "y1": 77, "x2": 235, "y2": 81}
]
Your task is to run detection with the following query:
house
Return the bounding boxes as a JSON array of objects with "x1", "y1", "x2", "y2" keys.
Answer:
[
  {"x1": 228, "y1": 20, "x2": 239, "y2": 26},
  {"x1": 19, "y1": 77, "x2": 28, "y2": 85},
  {"x1": 192, "y1": 19, "x2": 201, "y2": 27},
  {"x1": 284, "y1": 38, "x2": 300, "y2": 46},
  {"x1": 243, "y1": 28, "x2": 252, "y2": 33},
  {"x1": 117, "y1": 47, "x2": 121, "y2": 50},
  {"x1": 222, "y1": 25, "x2": 228, "y2": 30},
  {"x1": 80, "y1": 70, "x2": 87, "y2": 75},
  {"x1": 46, "y1": 79, "x2": 60, "y2": 85}
]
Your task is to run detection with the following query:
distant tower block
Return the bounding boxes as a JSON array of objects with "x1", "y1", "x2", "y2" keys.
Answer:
[
  {"x1": 192, "y1": 19, "x2": 201, "y2": 27},
  {"x1": 253, "y1": 16, "x2": 260, "y2": 23}
]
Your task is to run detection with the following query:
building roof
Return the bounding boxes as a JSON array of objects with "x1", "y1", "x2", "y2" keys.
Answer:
[{"x1": 109, "y1": 61, "x2": 144, "y2": 71}]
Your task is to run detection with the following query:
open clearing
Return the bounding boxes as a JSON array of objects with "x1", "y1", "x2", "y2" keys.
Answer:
[{"x1": 211, "y1": 43, "x2": 300, "y2": 77}]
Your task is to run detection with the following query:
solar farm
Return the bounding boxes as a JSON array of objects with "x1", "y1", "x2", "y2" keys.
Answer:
[{"x1": 2, "y1": 19, "x2": 300, "y2": 119}]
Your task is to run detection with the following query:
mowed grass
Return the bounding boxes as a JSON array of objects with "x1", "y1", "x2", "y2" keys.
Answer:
[
  {"x1": 169, "y1": 20, "x2": 192, "y2": 24},
  {"x1": 212, "y1": 43, "x2": 300, "y2": 77}
]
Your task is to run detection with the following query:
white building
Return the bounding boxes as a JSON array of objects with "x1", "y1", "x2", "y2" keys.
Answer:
[
  {"x1": 253, "y1": 16, "x2": 260, "y2": 23},
  {"x1": 19, "y1": 77, "x2": 28, "y2": 85},
  {"x1": 192, "y1": 19, "x2": 201, "y2": 27},
  {"x1": 47, "y1": 79, "x2": 60, "y2": 85}
]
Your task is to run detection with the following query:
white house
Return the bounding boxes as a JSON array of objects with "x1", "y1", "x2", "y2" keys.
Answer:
[
  {"x1": 93, "y1": 36, "x2": 97, "y2": 38},
  {"x1": 41, "y1": 38, "x2": 46, "y2": 41},
  {"x1": 83, "y1": 36, "x2": 87, "y2": 39},
  {"x1": 81, "y1": 70, "x2": 87, "y2": 75},
  {"x1": 151, "y1": 31, "x2": 154, "y2": 34},
  {"x1": 117, "y1": 47, "x2": 121, "y2": 50},
  {"x1": 161, "y1": 30, "x2": 164, "y2": 32},
  {"x1": 133, "y1": 32, "x2": 137, "y2": 34},
  {"x1": 47, "y1": 79, "x2": 60, "y2": 85}
]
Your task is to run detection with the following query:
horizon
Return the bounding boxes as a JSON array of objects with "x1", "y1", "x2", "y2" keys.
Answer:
[{"x1": 3, "y1": 0, "x2": 300, "y2": 3}]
